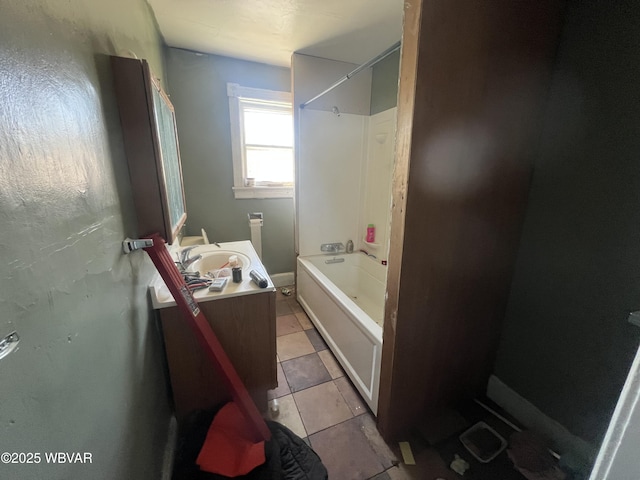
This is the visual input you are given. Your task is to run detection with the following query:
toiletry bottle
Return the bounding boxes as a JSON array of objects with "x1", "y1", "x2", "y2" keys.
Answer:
[
  {"x1": 366, "y1": 224, "x2": 376, "y2": 243},
  {"x1": 346, "y1": 239, "x2": 354, "y2": 253},
  {"x1": 249, "y1": 270, "x2": 268, "y2": 288},
  {"x1": 229, "y1": 255, "x2": 242, "y2": 283}
]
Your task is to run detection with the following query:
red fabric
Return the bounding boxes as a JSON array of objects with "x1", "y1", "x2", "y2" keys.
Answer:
[{"x1": 196, "y1": 402, "x2": 266, "y2": 477}]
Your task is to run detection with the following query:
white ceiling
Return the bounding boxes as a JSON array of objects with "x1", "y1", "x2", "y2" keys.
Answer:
[{"x1": 147, "y1": 0, "x2": 404, "y2": 67}]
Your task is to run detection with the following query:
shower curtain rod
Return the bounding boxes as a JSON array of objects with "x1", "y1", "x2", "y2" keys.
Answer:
[{"x1": 300, "y1": 40, "x2": 401, "y2": 109}]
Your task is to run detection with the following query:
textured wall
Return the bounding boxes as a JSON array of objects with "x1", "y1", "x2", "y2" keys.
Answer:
[
  {"x1": 0, "y1": 1, "x2": 171, "y2": 478},
  {"x1": 370, "y1": 50, "x2": 400, "y2": 115},
  {"x1": 495, "y1": 0, "x2": 640, "y2": 445},
  {"x1": 292, "y1": 53, "x2": 372, "y2": 115},
  {"x1": 166, "y1": 48, "x2": 295, "y2": 275}
]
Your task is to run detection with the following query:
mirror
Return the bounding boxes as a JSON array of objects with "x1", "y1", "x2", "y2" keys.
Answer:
[
  {"x1": 111, "y1": 55, "x2": 187, "y2": 244},
  {"x1": 150, "y1": 80, "x2": 187, "y2": 242}
]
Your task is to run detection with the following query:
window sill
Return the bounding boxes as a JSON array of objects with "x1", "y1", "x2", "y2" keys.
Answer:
[{"x1": 233, "y1": 186, "x2": 293, "y2": 199}]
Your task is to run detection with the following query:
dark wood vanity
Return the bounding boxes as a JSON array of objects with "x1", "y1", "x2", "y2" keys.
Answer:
[{"x1": 158, "y1": 290, "x2": 277, "y2": 420}]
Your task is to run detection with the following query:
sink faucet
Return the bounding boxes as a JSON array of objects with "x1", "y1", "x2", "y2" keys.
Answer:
[{"x1": 177, "y1": 246, "x2": 201, "y2": 271}]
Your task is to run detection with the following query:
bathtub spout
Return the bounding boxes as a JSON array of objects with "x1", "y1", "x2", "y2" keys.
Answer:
[{"x1": 325, "y1": 257, "x2": 345, "y2": 264}]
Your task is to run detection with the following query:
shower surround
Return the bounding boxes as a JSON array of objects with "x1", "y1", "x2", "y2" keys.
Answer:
[{"x1": 294, "y1": 52, "x2": 397, "y2": 412}]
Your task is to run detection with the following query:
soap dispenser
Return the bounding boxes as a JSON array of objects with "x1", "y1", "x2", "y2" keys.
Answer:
[{"x1": 346, "y1": 239, "x2": 354, "y2": 253}]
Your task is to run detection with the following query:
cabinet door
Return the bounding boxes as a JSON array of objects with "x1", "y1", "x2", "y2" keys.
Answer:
[{"x1": 159, "y1": 292, "x2": 276, "y2": 419}]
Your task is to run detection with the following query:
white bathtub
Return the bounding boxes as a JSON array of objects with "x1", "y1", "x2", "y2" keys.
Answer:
[{"x1": 296, "y1": 253, "x2": 386, "y2": 414}]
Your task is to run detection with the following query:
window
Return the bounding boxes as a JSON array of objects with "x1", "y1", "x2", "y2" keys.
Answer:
[{"x1": 227, "y1": 83, "x2": 294, "y2": 199}]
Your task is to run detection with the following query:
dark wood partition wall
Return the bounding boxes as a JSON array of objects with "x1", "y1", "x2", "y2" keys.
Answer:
[
  {"x1": 377, "y1": 0, "x2": 422, "y2": 440},
  {"x1": 378, "y1": 0, "x2": 566, "y2": 440}
]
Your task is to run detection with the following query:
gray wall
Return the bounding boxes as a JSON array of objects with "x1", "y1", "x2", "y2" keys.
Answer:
[
  {"x1": 166, "y1": 48, "x2": 295, "y2": 275},
  {"x1": 495, "y1": 0, "x2": 640, "y2": 445},
  {"x1": 370, "y1": 50, "x2": 400, "y2": 115},
  {"x1": 0, "y1": 1, "x2": 171, "y2": 478}
]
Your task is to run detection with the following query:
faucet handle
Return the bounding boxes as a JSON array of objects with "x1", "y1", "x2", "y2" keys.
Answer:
[
  {"x1": 180, "y1": 246, "x2": 197, "y2": 261},
  {"x1": 320, "y1": 242, "x2": 344, "y2": 253}
]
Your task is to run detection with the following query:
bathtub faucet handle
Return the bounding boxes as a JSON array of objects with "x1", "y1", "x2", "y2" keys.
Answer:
[{"x1": 320, "y1": 242, "x2": 344, "y2": 254}]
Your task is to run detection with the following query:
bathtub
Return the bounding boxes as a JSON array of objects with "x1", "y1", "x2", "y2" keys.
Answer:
[{"x1": 296, "y1": 252, "x2": 386, "y2": 414}]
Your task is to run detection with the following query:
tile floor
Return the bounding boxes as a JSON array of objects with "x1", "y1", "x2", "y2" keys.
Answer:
[{"x1": 266, "y1": 287, "x2": 461, "y2": 480}]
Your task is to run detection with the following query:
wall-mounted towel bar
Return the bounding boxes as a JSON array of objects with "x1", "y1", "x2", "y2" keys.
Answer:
[{"x1": 0, "y1": 331, "x2": 20, "y2": 362}]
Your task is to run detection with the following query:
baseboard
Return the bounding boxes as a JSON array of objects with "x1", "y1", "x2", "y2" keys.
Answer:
[
  {"x1": 270, "y1": 272, "x2": 294, "y2": 288},
  {"x1": 161, "y1": 415, "x2": 178, "y2": 480},
  {"x1": 487, "y1": 375, "x2": 596, "y2": 469}
]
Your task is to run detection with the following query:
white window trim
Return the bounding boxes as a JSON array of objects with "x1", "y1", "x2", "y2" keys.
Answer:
[{"x1": 227, "y1": 83, "x2": 293, "y2": 199}]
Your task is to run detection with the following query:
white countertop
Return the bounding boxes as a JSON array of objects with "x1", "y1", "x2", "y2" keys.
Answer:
[{"x1": 149, "y1": 240, "x2": 275, "y2": 309}]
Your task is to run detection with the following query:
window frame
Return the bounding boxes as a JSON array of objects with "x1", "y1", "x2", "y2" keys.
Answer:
[{"x1": 227, "y1": 83, "x2": 293, "y2": 199}]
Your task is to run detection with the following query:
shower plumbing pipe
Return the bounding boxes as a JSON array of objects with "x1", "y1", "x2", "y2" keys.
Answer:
[{"x1": 300, "y1": 40, "x2": 401, "y2": 109}]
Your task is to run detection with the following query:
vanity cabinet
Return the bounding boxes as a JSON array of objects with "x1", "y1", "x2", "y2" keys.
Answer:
[{"x1": 158, "y1": 290, "x2": 276, "y2": 420}]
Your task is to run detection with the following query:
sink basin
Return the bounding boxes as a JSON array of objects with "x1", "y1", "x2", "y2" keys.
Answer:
[
  {"x1": 188, "y1": 250, "x2": 252, "y2": 275},
  {"x1": 150, "y1": 240, "x2": 271, "y2": 309}
]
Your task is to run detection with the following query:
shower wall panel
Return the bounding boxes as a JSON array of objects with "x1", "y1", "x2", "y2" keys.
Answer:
[
  {"x1": 297, "y1": 110, "x2": 367, "y2": 256},
  {"x1": 359, "y1": 107, "x2": 397, "y2": 260}
]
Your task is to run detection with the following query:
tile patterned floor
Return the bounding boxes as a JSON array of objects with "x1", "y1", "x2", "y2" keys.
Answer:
[{"x1": 266, "y1": 286, "x2": 461, "y2": 480}]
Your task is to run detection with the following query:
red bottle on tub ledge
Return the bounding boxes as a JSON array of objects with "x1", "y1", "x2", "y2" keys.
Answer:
[{"x1": 366, "y1": 224, "x2": 376, "y2": 243}]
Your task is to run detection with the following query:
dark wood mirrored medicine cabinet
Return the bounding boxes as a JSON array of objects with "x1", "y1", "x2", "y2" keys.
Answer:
[{"x1": 111, "y1": 55, "x2": 187, "y2": 244}]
